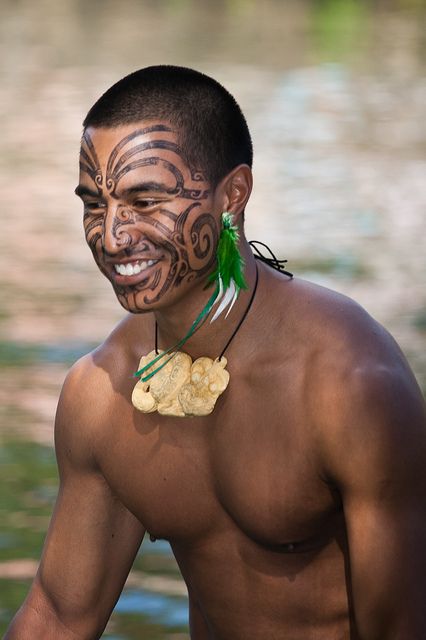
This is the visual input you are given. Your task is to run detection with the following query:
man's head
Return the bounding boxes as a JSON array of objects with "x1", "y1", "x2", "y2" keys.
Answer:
[
  {"x1": 83, "y1": 65, "x2": 253, "y2": 189},
  {"x1": 77, "y1": 66, "x2": 253, "y2": 314}
]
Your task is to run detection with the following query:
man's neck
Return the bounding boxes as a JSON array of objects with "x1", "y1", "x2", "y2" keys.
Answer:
[{"x1": 153, "y1": 239, "x2": 258, "y2": 361}]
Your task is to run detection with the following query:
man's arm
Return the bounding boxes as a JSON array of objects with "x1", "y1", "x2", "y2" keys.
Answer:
[
  {"x1": 318, "y1": 340, "x2": 426, "y2": 640},
  {"x1": 5, "y1": 355, "x2": 145, "y2": 639}
]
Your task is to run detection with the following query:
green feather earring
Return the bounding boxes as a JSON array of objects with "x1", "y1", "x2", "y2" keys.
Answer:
[
  {"x1": 207, "y1": 211, "x2": 248, "y2": 323},
  {"x1": 209, "y1": 212, "x2": 247, "y2": 290}
]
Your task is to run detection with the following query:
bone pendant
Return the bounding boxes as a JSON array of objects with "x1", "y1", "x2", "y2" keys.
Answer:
[{"x1": 132, "y1": 350, "x2": 230, "y2": 417}]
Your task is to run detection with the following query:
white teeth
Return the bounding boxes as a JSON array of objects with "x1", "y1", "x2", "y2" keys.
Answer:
[{"x1": 114, "y1": 260, "x2": 157, "y2": 276}]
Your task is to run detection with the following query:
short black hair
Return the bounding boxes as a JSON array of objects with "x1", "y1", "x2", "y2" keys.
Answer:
[{"x1": 83, "y1": 65, "x2": 253, "y2": 187}]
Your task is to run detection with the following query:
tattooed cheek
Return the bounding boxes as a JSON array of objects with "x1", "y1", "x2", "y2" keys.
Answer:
[
  {"x1": 84, "y1": 215, "x2": 103, "y2": 236},
  {"x1": 84, "y1": 215, "x2": 103, "y2": 255}
]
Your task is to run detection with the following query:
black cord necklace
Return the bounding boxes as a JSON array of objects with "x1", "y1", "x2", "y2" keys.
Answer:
[
  {"x1": 155, "y1": 260, "x2": 259, "y2": 359},
  {"x1": 154, "y1": 240, "x2": 293, "y2": 358},
  {"x1": 249, "y1": 240, "x2": 293, "y2": 278}
]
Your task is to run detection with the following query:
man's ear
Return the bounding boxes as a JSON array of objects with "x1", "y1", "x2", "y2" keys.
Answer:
[{"x1": 217, "y1": 164, "x2": 253, "y2": 221}]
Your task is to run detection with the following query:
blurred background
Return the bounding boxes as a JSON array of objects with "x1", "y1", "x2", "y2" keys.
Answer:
[{"x1": 0, "y1": 0, "x2": 425, "y2": 637}]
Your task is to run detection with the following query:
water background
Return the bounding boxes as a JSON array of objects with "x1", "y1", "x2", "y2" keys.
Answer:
[{"x1": 1, "y1": 1, "x2": 425, "y2": 638}]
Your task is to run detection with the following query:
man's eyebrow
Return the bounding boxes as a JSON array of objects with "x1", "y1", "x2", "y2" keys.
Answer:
[
  {"x1": 74, "y1": 182, "x2": 172, "y2": 199},
  {"x1": 120, "y1": 182, "x2": 171, "y2": 196},
  {"x1": 74, "y1": 185, "x2": 101, "y2": 198}
]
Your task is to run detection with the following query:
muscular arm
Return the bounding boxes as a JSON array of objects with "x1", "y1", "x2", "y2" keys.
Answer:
[
  {"x1": 5, "y1": 355, "x2": 145, "y2": 639},
  {"x1": 318, "y1": 339, "x2": 426, "y2": 639}
]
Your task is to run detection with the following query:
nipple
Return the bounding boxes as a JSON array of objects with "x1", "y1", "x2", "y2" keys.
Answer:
[{"x1": 149, "y1": 533, "x2": 157, "y2": 542}]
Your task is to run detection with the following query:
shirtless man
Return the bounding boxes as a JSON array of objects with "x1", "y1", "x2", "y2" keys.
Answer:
[{"x1": 6, "y1": 65, "x2": 426, "y2": 640}]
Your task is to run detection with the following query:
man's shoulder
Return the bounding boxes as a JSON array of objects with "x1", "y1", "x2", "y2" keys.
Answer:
[
  {"x1": 55, "y1": 314, "x2": 147, "y2": 450},
  {"x1": 275, "y1": 274, "x2": 423, "y2": 419},
  {"x1": 270, "y1": 274, "x2": 389, "y2": 359},
  {"x1": 278, "y1": 275, "x2": 372, "y2": 325},
  {"x1": 283, "y1": 279, "x2": 426, "y2": 477},
  {"x1": 60, "y1": 349, "x2": 113, "y2": 409},
  {"x1": 256, "y1": 269, "x2": 408, "y2": 387},
  {"x1": 54, "y1": 350, "x2": 115, "y2": 457},
  {"x1": 68, "y1": 312, "x2": 150, "y2": 387}
]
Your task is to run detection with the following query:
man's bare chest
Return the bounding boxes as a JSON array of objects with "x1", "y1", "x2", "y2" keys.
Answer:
[{"x1": 94, "y1": 381, "x2": 340, "y2": 549}]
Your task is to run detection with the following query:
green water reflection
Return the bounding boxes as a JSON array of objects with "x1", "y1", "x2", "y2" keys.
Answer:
[
  {"x1": 0, "y1": 441, "x2": 57, "y2": 634},
  {"x1": 0, "y1": 441, "x2": 57, "y2": 562},
  {"x1": 312, "y1": 0, "x2": 370, "y2": 62},
  {"x1": 0, "y1": 580, "x2": 32, "y2": 635}
]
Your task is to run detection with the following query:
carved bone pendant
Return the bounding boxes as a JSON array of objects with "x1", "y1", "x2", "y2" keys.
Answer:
[{"x1": 132, "y1": 350, "x2": 230, "y2": 417}]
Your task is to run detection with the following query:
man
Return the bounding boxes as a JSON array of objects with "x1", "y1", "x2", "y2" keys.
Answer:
[{"x1": 6, "y1": 65, "x2": 426, "y2": 639}]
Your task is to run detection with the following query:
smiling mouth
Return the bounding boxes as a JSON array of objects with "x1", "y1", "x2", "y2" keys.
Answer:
[{"x1": 113, "y1": 259, "x2": 159, "y2": 276}]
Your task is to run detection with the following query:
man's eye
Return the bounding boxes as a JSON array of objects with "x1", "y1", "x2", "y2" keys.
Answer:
[
  {"x1": 84, "y1": 202, "x2": 106, "y2": 211},
  {"x1": 133, "y1": 199, "x2": 157, "y2": 208}
]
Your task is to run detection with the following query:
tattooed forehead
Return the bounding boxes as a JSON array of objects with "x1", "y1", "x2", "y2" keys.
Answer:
[{"x1": 79, "y1": 124, "x2": 209, "y2": 200}]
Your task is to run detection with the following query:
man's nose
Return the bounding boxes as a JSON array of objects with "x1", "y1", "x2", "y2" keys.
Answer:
[{"x1": 102, "y1": 204, "x2": 132, "y2": 255}]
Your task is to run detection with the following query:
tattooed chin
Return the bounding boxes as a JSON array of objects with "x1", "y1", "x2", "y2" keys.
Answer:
[
  {"x1": 110, "y1": 259, "x2": 185, "y2": 314},
  {"x1": 115, "y1": 285, "x2": 153, "y2": 314}
]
